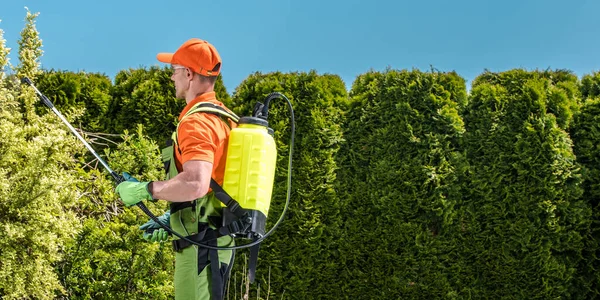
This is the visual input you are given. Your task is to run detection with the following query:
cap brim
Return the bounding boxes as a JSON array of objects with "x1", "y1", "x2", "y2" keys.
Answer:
[{"x1": 156, "y1": 52, "x2": 174, "y2": 63}]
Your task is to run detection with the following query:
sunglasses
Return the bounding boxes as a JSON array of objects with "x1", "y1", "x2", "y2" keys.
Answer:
[{"x1": 171, "y1": 65, "x2": 186, "y2": 73}]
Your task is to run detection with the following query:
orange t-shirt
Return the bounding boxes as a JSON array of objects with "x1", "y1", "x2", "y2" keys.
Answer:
[{"x1": 175, "y1": 92, "x2": 237, "y2": 186}]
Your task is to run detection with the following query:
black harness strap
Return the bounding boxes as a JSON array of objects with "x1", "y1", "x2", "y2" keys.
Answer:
[
  {"x1": 172, "y1": 227, "x2": 226, "y2": 300},
  {"x1": 248, "y1": 243, "x2": 260, "y2": 283},
  {"x1": 170, "y1": 200, "x2": 196, "y2": 214},
  {"x1": 207, "y1": 230, "x2": 224, "y2": 300},
  {"x1": 171, "y1": 223, "x2": 211, "y2": 252},
  {"x1": 209, "y1": 179, "x2": 247, "y2": 218}
]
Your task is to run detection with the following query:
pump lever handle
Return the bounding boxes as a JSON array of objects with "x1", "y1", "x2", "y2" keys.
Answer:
[{"x1": 252, "y1": 102, "x2": 265, "y2": 118}]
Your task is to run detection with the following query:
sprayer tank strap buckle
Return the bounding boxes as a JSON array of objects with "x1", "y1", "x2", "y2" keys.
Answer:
[
  {"x1": 172, "y1": 223, "x2": 218, "y2": 252},
  {"x1": 218, "y1": 217, "x2": 251, "y2": 237}
]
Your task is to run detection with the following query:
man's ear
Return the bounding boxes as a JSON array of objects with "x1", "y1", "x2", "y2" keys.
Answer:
[{"x1": 186, "y1": 68, "x2": 194, "y2": 80}]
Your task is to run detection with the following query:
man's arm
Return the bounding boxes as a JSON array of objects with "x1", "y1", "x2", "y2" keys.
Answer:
[{"x1": 149, "y1": 160, "x2": 213, "y2": 202}]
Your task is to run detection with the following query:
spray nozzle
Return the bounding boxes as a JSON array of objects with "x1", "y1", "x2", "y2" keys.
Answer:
[{"x1": 21, "y1": 77, "x2": 32, "y2": 85}]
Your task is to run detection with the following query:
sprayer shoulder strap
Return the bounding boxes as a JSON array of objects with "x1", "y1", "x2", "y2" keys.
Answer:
[
  {"x1": 172, "y1": 102, "x2": 249, "y2": 220},
  {"x1": 173, "y1": 102, "x2": 240, "y2": 151},
  {"x1": 184, "y1": 102, "x2": 240, "y2": 122}
]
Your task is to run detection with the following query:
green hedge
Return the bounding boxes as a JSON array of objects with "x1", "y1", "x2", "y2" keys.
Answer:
[
  {"x1": 458, "y1": 69, "x2": 590, "y2": 298},
  {"x1": 12, "y1": 65, "x2": 600, "y2": 299},
  {"x1": 335, "y1": 69, "x2": 468, "y2": 299},
  {"x1": 35, "y1": 70, "x2": 112, "y2": 133},
  {"x1": 570, "y1": 71, "x2": 600, "y2": 297},
  {"x1": 581, "y1": 72, "x2": 600, "y2": 99}
]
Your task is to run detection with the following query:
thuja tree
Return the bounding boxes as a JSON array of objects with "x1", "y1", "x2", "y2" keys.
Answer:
[
  {"x1": 104, "y1": 66, "x2": 184, "y2": 147},
  {"x1": 458, "y1": 69, "x2": 590, "y2": 298},
  {"x1": 0, "y1": 9, "x2": 86, "y2": 299},
  {"x1": 570, "y1": 71, "x2": 600, "y2": 297},
  {"x1": 226, "y1": 71, "x2": 349, "y2": 299},
  {"x1": 580, "y1": 72, "x2": 600, "y2": 100},
  {"x1": 34, "y1": 70, "x2": 112, "y2": 133},
  {"x1": 335, "y1": 69, "x2": 468, "y2": 299}
]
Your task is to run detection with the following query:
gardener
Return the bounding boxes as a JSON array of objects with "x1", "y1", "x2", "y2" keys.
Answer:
[{"x1": 115, "y1": 38, "x2": 237, "y2": 300}]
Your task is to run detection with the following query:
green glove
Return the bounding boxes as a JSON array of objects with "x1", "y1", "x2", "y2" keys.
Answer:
[
  {"x1": 139, "y1": 211, "x2": 171, "y2": 242},
  {"x1": 115, "y1": 172, "x2": 154, "y2": 207}
]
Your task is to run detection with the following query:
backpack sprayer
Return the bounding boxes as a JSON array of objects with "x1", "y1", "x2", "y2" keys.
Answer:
[{"x1": 21, "y1": 77, "x2": 295, "y2": 277}]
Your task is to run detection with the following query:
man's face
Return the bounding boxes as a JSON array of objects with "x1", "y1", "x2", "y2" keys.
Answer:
[{"x1": 171, "y1": 64, "x2": 188, "y2": 99}]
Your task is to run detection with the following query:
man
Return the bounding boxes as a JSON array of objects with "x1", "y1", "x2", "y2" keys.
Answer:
[{"x1": 115, "y1": 38, "x2": 237, "y2": 300}]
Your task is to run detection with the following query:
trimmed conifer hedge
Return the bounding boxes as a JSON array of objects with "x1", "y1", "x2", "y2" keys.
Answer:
[
  {"x1": 457, "y1": 69, "x2": 590, "y2": 298},
  {"x1": 35, "y1": 70, "x2": 112, "y2": 133},
  {"x1": 570, "y1": 71, "x2": 600, "y2": 297},
  {"x1": 335, "y1": 69, "x2": 468, "y2": 299}
]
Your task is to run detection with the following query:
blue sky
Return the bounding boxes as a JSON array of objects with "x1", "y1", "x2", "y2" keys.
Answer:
[{"x1": 1, "y1": 0, "x2": 599, "y2": 94}]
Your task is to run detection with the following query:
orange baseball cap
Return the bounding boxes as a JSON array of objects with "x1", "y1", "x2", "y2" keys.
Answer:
[{"x1": 157, "y1": 38, "x2": 221, "y2": 76}]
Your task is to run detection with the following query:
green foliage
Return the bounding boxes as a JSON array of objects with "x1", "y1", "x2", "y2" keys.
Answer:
[
  {"x1": 104, "y1": 66, "x2": 183, "y2": 147},
  {"x1": 0, "y1": 21, "x2": 9, "y2": 84},
  {"x1": 104, "y1": 124, "x2": 165, "y2": 181},
  {"x1": 570, "y1": 92, "x2": 600, "y2": 297},
  {"x1": 576, "y1": 70, "x2": 600, "y2": 213},
  {"x1": 572, "y1": 97, "x2": 600, "y2": 208},
  {"x1": 438, "y1": 70, "x2": 468, "y2": 109},
  {"x1": 35, "y1": 70, "x2": 112, "y2": 133},
  {"x1": 16, "y1": 8, "x2": 42, "y2": 81},
  {"x1": 0, "y1": 12, "x2": 174, "y2": 299},
  {"x1": 0, "y1": 10, "x2": 86, "y2": 299},
  {"x1": 336, "y1": 69, "x2": 468, "y2": 298},
  {"x1": 57, "y1": 125, "x2": 174, "y2": 299},
  {"x1": 580, "y1": 72, "x2": 600, "y2": 99},
  {"x1": 214, "y1": 74, "x2": 231, "y2": 105},
  {"x1": 59, "y1": 211, "x2": 174, "y2": 300},
  {"x1": 459, "y1": 69, "x2": 590, "y2": 298},
  {"x1": 0, "y1": 98, "x2": 85, "y2": 300},
  {"x1": 472, "y1": 69, "x2": 581, "y2": 129},
  {"x1": 228, "y1": 70, "x2": 349, "y2": 298},
  {"x1": 16, "y1": 8, "x2": 43, "y2": 121}
]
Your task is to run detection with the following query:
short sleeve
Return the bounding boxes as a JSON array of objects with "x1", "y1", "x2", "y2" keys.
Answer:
[{"x1": 177, "y1": 113, "x2": 224, "y2": 165}]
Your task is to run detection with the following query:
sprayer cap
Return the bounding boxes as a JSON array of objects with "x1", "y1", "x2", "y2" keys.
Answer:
[{"x1": 239, "y1": 116, "x2": 268, "y2": 127}]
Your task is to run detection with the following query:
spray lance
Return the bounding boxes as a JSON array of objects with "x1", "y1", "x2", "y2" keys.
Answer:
[{"x1": 21, "y1": 77, "x2": 295, "y2": 262}]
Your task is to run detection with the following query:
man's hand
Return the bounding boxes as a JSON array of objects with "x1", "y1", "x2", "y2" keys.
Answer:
[
  {"x1": 139, "y1": 211, "x2": 171, "y2": 242},
  {"x1": 115, "y1": 172, "x2": 154, "y2": 207}
]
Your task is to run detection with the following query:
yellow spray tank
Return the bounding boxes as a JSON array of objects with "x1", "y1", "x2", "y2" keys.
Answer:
[
  {"x1": 221, "y1": 114, "x2": 277, "y2": 238},
  {"x1": 218, "y1": 92, "x2": 294, "y2": 283}
]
